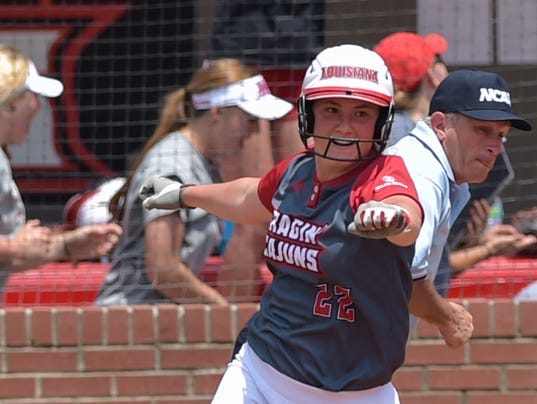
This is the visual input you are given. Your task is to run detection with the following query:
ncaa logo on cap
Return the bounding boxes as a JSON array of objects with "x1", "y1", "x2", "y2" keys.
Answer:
[
  {"x1": 429, "y1": 69, "x2": 532, "y2": 132},
  {"x1": 479, "y1": 88, "x2": 511, "y2": 106}
]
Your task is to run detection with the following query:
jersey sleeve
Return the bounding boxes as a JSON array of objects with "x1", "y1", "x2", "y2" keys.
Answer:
[
  {"x1": 257, "y1": 151, "x2": 302, "y2": 211},
  {"x1": 350, "y1": 155, "x2": 423, "y2": 216}
]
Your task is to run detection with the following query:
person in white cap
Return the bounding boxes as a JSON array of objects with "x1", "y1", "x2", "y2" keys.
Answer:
[
  {"x1": 95, "y1": 58, "x2": 293, "y2": 306},
  {"x1": 138, "y1": 44, "x2": 425, "y2": 403},
  {"x1": 0, "y1": 44, "x2": 122, "y2": 297}
]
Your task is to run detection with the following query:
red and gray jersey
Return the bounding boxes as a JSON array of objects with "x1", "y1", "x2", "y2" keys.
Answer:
[{"x1": 248, "y1": 150, "x2": 421, "y2": 392}]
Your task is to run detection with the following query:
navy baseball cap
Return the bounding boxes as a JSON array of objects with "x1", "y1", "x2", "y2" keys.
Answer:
[{"x1": 429, "y1": 69, "x2": 532, "y2": 131}]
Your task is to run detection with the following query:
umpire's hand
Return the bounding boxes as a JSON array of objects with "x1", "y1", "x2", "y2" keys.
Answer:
[
  {"x1": 438, "y1": 302, "x2": 474, "y2": 348},
  {"x1": 139, "y1": 176, "x2": 187, "y2": 210}
]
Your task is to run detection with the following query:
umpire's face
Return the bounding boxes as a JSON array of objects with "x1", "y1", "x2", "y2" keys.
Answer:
[{"x1": 432, "y1": 112, "x2": 510, "y2": 184}]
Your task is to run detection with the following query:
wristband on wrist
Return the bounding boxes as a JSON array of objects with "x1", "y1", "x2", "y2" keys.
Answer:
[{"x1": 178, "y1": 184, "x2": 195, "y2": 209}]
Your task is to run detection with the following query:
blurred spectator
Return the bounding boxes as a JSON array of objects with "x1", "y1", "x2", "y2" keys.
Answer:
[
  {"x1": 0, "y1": 44, "x2": 122, "y2": 297},
  {"x1": 448, "y1": 199, "x2": 537, "y2": 276},
  {"x1": 63, "y1": 177, "x2": 126, "y2": 263},
  {"x1": 207, "y1": 2, "x2": 326, "y2": 300},
  {"x1": 509, "y1": 206, "x2": 537, "y2": 300},
  {"x1": 95, "y1": 58, "x2": 292, "y2": 306},
  {"x1": 208, "y1": 0, "x2": 326, "y2": 164},
  {"x1": 63, "y1": 177, "x2": 126, "y2": 229},
  {"x1": 505, "y1": 206, "x2": 537, "y2": 258},
  {"x1": 374, "y1": 31, "x2": 449, "y2": 147}
]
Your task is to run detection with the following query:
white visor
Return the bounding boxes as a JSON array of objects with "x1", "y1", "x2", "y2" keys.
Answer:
[
  {"x1": 191, "y1": 75, "x2": 293, "y2": 120},
  {"x1": 25, "y1": 62, "x2": 64, "y2": 98}
]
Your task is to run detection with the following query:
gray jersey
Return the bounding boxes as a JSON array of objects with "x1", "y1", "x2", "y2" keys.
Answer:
[
  {"x1": 95, "y1": 131, "x2": 221, "y2": 305},
  {"x1": 0, "y1": 149, "x2": 26, "y2": 294}
]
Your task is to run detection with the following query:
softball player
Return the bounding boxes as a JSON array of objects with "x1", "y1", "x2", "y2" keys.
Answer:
[{"x1": 139, "y1": 44, "x2": 424, "y2": 403}]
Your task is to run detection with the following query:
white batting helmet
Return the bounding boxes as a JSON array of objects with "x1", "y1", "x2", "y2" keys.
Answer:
[{"x1": 298, "y1": 44, "x2": 395, "y2": 161}]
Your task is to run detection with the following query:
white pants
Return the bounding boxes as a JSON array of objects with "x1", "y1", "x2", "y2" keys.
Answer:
[{"x1": 211, "y1": 342, "x2": 400, "y2": 404}]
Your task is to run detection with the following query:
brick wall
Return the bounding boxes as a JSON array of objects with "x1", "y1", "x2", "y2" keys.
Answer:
[{"x1": 0, "y1": 299, "x2": 536, "y2": 403}]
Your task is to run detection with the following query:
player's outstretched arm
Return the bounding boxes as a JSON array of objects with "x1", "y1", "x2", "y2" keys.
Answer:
[{"x1": 139, "y1": 176, "x2": 271, "y2": 224}]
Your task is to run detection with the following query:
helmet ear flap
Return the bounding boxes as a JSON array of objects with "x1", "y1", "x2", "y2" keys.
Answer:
[
  {"x1": 373, "y1": 101, "x2": 395, "y2": 153},
  {"x1": 297, "y1": 96, "x2": 314, "y2": 148}
]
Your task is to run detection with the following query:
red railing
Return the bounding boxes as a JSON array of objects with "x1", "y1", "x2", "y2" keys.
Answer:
[{"x1": 3, "y1": 256, "x2": 537, "y2": 306}]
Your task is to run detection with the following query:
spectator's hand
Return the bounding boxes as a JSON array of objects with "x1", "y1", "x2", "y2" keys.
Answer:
[
  {"x1": 463, "y1": 199, "x2": 490, "y2": 247},
  {"x1": 139, "y1": 176, "x2": 186, "y2": 210},
  {"x1": 348, "y1": 200, "x2": 410, "y2": 239},
  {"x1": 11, "y1": 219, "x2": 52, "y2": 263},
  {"x1": 438, "y1": 302, "x2": 473, "y2": 348},
  {"x1": 64, "y1": 223, "x2": 122, "y2": 261},
  {"x1": 481, "y1": 224, "x2": 537, "y2": 257}
]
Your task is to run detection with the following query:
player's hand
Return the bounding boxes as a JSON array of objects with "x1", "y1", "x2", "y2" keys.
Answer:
[
  {"x1": 348, "y1": 200, "x2": 410, "y2": 239},
  {"x1": 438, "y1": 302, "x2": 474, "y2": 348},
  {"x1": 139, "y1": 176, "x2": 186, "y2": 210}
]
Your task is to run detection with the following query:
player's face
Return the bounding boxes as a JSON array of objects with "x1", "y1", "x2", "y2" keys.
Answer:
[
  {"x1": 441, "y1": 113, "x2": 510, "y2": 184},
  {"x1": 311, "y1": 98, "x2": 380, "y2": 162},
  {"x1": 2, "y1": 91, "x2": 40, "y2": 146}
]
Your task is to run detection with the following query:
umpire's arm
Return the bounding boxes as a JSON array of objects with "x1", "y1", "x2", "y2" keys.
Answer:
[{"x1": 409, "y1": 277, "x2": 473, "y2": 348}]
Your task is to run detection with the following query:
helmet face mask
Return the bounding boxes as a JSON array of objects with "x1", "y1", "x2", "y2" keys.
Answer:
[
  {"x1": 298, "y1": 45, "x2": 395, "y2": 162},
  {"x1": 298, "y1": 97, "x2": 395, "y2": 162}
]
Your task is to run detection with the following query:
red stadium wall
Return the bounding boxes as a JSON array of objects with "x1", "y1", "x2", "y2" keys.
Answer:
[{"x1": 0, "y1": 300, "x2": 536, "y2": 403}]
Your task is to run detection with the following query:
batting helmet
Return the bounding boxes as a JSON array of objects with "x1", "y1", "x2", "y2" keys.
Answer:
[{"x1": 298, "y1": 44, "x2": 395, "y2": 161}]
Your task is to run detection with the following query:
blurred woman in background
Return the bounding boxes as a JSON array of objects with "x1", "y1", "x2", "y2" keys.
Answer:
[
  {"x1": 96, "y1": 58, "x2": 292, "y2": 305},
  {"x1": 0, "y1": 44, "x2": 122, "y2": 297}
]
